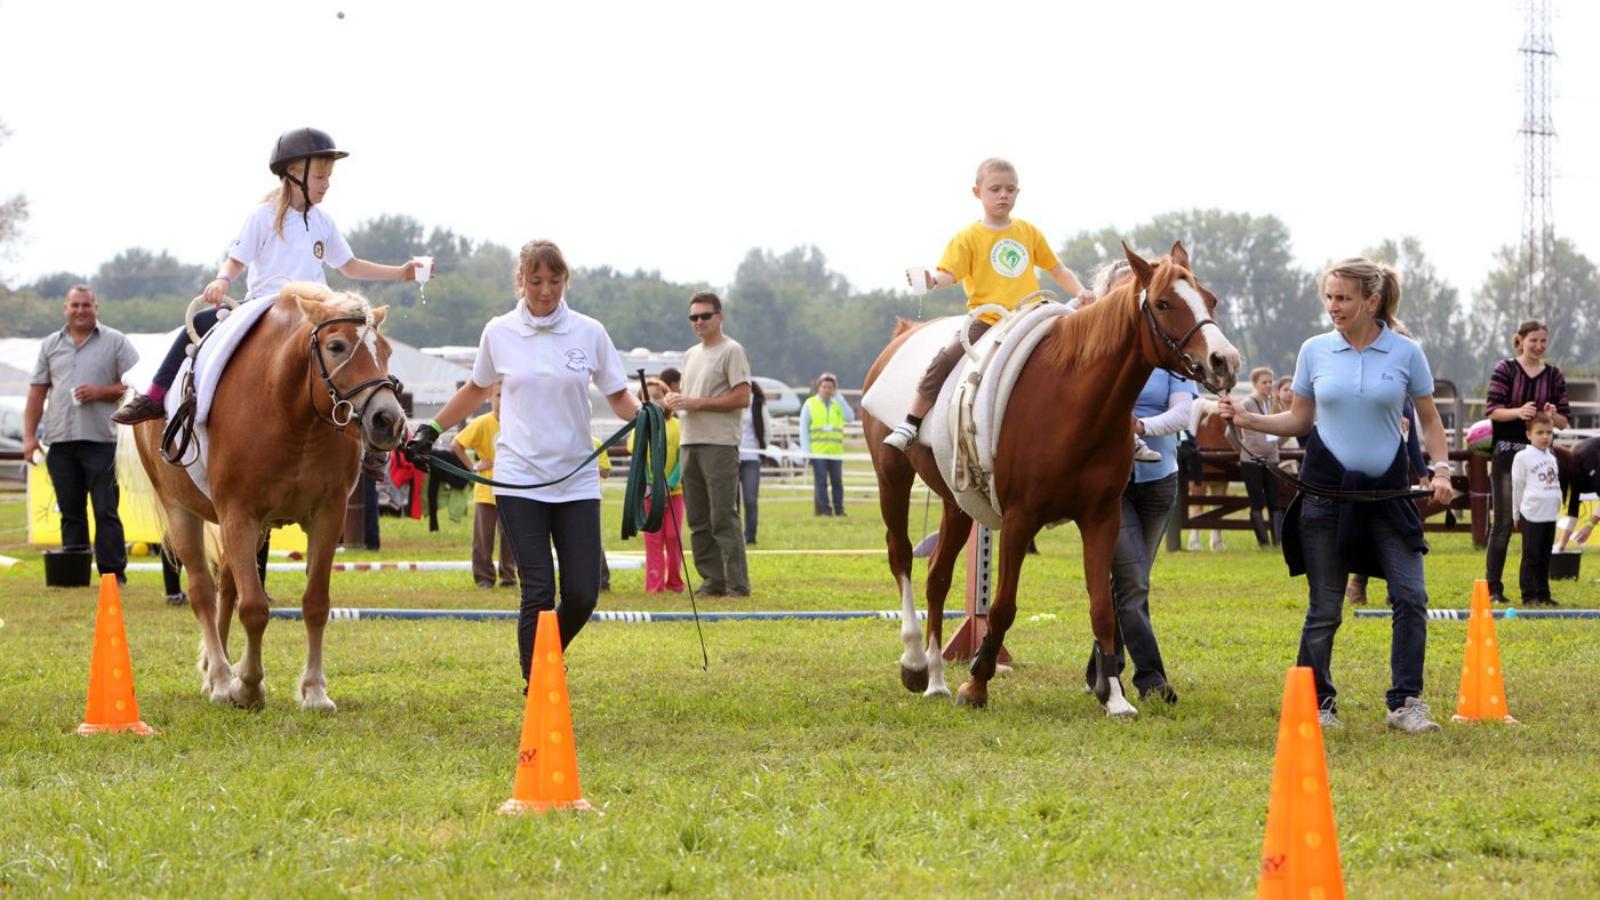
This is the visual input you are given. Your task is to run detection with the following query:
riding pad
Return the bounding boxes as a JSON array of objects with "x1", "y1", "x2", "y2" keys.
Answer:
[{"x1": 162, "y1": 297, "x2": 278, "y2": 501}]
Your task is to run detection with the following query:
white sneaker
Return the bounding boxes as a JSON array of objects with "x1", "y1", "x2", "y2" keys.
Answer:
[
  {"x1": 1318, "y1": 707, "x2": 1342, "y2": 729},
  {"x1": 883, "y1": 421, "x2": 918, "y2": 453},
  {"x1": 1385, "y1": 697, "x2": 1441, "y2": 734},
  {"x1": 1133, "y1": 435, "x2": 1162, "y2": 462}
]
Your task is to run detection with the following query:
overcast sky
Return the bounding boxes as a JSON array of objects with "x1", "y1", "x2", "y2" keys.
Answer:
[{"x1": 2, "y1": 0, "x2": 1595, "y2": 305}]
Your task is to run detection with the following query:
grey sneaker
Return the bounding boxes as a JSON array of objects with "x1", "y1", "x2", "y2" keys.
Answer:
[
  {"x1": 1385, "y1": 697, "x2": 1441, "y2": 733},
  {"x1": 1318, "y1": 707, "x2": 1342, "y2": 729},
  {"x1": 1133, "y1": 434, "x2": 1162, "y2": 462},
  {"x1": 883, "y1": 421, "x2": 918, "y2": 453}
]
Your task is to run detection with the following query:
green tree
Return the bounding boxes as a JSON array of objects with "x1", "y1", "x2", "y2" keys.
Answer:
[
  {"x1": 1363, "y1": 237, "x2": 1475, "y2": 388},
  {"x1": 1061, "y1": 210, "x2": 1317, "y2": 376},
  {"x1": 1470, "y1": 236, "x2": 1599, "y2": 385},
  {"x1": 90, "y1": 248, "x2": 210, "y2": 301}
]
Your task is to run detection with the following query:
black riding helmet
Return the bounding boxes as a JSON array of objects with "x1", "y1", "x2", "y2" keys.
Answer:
[{"x1": 269, "y1": 128, "x2": 349, "y2": 229}]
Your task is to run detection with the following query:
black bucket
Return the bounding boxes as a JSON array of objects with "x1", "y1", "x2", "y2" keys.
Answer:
[
  {"x1": 43, "y1": 549, "x2": 94, "y2": 588},
  {"x1": 1549, "y1": 551, "x2": 1582, "y2": 581}
]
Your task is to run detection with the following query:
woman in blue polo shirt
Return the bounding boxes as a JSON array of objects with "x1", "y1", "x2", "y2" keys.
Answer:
[{"x1": 1220, "y1": 258, "x2": 1454, "y2": 734}]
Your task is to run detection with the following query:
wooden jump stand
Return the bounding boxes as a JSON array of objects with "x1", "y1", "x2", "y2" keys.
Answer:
[{"x1": 942, "y1": 523, "x2": 1013, "y2": 665}]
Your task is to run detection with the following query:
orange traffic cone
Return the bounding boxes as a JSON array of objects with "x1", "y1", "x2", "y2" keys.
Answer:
[
  {"x1": 77, "y1": 573, "x2": 155, "y2": 736},
  {"x1": 499, "y1": 610, "x2": 594, "y2": 814},
  {"x1": 1453, "y1": 580, "x2": 1518, "y2": 724},
  {"x1": 1259, "y1": 666, "x2": 1343, "y2": 900}
]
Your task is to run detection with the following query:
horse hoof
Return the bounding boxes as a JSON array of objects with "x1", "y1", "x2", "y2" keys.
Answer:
[
  {"x1": 228, "y1": 679, "x2": 265, "y2": 710},
  {"x1": 955, "y1": 683, "x2": 988, "y2": 709},
  {"x1": 900, "y1": 664, "x2": 930, "y2": 694},
  {"x1": 1104, "y1": 698, "x2": 1139, "y2": 718},
  {"x1": 923, "y1": 684, "x2": 952, "y2": 700},
  {"x1": 301, "y1": 694, "x2": 337, "y2": 713}
]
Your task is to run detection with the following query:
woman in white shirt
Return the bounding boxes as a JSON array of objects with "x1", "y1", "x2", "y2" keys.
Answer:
[{"x1": 404, "y1": 240, "x2": 640, "y2": 685}]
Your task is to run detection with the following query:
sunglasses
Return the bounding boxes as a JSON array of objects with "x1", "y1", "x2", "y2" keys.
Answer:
[{"x1": 687, "y1": 311, "x2": 718, "y2": 323}]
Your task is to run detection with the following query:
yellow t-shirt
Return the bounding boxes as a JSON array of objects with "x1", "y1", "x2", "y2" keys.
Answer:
[
  {"x1": 627, "y1": 416, "x2": 682, "y2": 496},
  {"x1": 455, "y1": 412, "x2": 501, "y2": 506},
  {"x1": 938, "y1": 218, "x2": 1062, "y2": 323},
  {"x1": 594, "y1": 437, "x2": 612, "y2": 477}
]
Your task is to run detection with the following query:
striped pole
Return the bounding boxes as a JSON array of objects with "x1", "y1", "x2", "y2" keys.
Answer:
[
  {"x1": 266, "y1": 608, "x2": 969, "y2": 624},
  {"x1": 1355, "y1": 608, "x2": 1600, "y2": 621}
]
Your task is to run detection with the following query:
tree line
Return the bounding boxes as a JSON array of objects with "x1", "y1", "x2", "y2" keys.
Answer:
[{"x1": 3, "y1": 206, "x2": 1596, "y2": 394}]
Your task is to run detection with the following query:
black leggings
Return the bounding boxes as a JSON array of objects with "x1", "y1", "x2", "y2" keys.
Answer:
[
  {"x1": 152, "y1": 307, "x2": 222, "y2": 392},
  {"x1": 496, "y1": 496, "x2": 603, "y2": 683},
  {"x1": 1239, "y1": 461, "x2": 1282, "y2": 546}
]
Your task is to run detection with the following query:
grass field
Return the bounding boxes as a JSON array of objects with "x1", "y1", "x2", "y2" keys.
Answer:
[{"x1": 3, "y1": 476, "x2": 1599, "y2": 897}]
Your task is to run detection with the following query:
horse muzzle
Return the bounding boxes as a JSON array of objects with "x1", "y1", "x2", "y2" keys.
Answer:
[
  {"x1": 1197, "y1": 343, "x2": 1242, "y2": 394},
  {"x1": 362, "y1": 401, "x2": 406, "y2": 452}
]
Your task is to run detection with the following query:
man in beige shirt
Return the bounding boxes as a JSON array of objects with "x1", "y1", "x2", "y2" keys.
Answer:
[{"x1": 663, "y1": 291, "x2": 752, "y2": 596}]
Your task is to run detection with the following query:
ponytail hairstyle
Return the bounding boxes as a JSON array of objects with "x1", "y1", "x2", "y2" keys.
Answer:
[
  {"x1": 1511, "y1": 319, "x2": 1547, "y2": 353},
  {"x1": 749, "y1": 380, "x2": 768, "y2": 449},
  {"x1": 265, "y1": 156, "x2": 338, "y2": 238},
  {"x1": 516, "y1": 239, "x2": 570, "y2": 299},
  {"x1": 1322, "y1": 258, "x2": 1404, "y2": 332}
]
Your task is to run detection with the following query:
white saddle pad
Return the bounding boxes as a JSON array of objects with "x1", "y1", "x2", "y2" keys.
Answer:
[
  {"x1": 163, "y1": 297, "x2": 279, "y2": 501},
  {"x1": 862, "y1": 303, "x2": 1074, "y2": 528}
]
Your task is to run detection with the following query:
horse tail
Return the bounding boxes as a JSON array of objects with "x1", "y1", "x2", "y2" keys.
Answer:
[{"x1": 116, "y1": 420, "x2": 170, "y2": 548}]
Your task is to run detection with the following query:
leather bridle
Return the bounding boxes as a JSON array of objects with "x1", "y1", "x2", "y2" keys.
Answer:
[
  {"x1": 1139, "y1": 285, "x2": 1216, "y2": 381},
  {"x1": 306, "y1": 315, "x2": 403, "y2": 432}
]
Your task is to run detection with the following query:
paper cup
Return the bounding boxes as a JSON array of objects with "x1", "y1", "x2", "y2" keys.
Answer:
[
  {"x1": 905, "y1": 266, "x2": 931, "y2": 294},
  {"x1": 413, "y1": 256, "x2": 434, "y2": 283}
]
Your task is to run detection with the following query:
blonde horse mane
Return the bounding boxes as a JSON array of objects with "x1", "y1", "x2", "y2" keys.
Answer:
[{"x1": 1042, "y1": 256, "x2": 1182, "y2": 373}]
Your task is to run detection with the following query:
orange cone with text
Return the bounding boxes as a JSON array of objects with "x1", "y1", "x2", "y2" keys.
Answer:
[
  {"x1": 499, "y1": 610, "x2": 593, "y2": 814},
  {"x1": 1453, "y1": 579, "x2": 1518, "y2": 724},
  {"x1": 77, "y1": 573, "x2": 155, "y2": 736},
  {"x1": 1258, "y1": 666, "x2": 1343, "y2": 900}
]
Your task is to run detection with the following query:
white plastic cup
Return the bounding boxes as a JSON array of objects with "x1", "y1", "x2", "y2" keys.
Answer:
[
  {"x1": 905, "y1": 266, "x2": 931, "y2": 294},
  {"x1": 412, "y1": 256, "x2": 434, "y2": 283}
]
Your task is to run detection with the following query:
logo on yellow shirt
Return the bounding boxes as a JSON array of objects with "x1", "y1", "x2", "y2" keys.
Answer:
[{"x1": 990, "y1": 238, "x2": 1028, "y2": 278}]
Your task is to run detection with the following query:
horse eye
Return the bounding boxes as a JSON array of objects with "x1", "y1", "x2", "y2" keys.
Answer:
[
  {"x1": 1156, "y1": 300, "x2": 1172, "y2": 311},
  {"x1": 328, "y1": 340, "x2": 347, "y2": 353}
]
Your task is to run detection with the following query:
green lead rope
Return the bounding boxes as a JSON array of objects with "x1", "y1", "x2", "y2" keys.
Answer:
[{"x1": 419, "y1": 401, "x2": 669, "y2": 541}]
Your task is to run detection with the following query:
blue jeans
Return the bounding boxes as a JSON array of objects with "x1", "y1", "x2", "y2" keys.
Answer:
[
  {"x1": 44, "y1": 440, "x2": 126, "y2": 577},
  {"x1": 1298, "y1": 500, "x2": 1429, "y2": 712},
  {"x1": 1084, "y1": 474, "x2": 1177, "y2": 691},
  {"x1": 810, "y1": 457, "x2": 844, "y2": 515}
]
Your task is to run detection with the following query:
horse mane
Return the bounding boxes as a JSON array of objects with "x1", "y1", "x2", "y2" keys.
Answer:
[
  {"x1": 280, "y1": 281, "x2": 374, "y2": 321},
  {"x1": 1042, "y1": 256, "x2": 1179, "y2": 373},
  {"x1": 890, "y1": 317, "x2": 917, "y2": 338}
]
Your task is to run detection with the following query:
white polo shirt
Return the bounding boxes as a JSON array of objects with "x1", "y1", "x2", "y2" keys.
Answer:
[
  {"x1": 226, "y1": 202, "x2": 354, "y2": 299},
  {"x1": 470, "y1": 300, "x2": 628, "y2": 503}
]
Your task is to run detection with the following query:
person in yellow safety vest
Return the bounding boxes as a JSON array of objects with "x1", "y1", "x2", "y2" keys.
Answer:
[{"x1": 800, "y1": 372, "x2": 855, "y2": 516}]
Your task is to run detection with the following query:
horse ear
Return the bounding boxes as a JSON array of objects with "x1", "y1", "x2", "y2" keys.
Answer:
[
  {"x1": 1122, "y1": 241, "x2": 1154, "y2": 285},
  {"x1": 370, "y1": 305, "x2": 389, "y2": 328},
  {"x1": 1170, "y1": 240, "x2": 1190, "y2": 270},
  {"x1": 292, "y1": 294, "x2": 332, "y2": 324}
]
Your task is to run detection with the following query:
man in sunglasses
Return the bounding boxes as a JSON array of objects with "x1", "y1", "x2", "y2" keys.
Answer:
[{"x1": 662, "y1": 291, "x2": 753, "y2": 597}]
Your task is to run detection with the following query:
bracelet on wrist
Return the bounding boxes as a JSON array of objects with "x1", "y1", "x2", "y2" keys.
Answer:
[
  {"x1": 426, "y1": 419, "x2": 443, "y2": 435},
  {"x1": 216, "y1": 275, "x2": 231, "y2": 283}
]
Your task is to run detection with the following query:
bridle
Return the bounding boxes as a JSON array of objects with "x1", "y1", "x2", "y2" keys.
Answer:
[
  {"x1": 306, "y1": 315, "x2": 403, "y2": 431},
  {"x1": 1138, "y1": 282, "x2": 1216, "y2": 381}
]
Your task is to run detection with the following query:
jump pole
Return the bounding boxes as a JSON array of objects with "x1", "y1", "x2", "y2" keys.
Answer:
[{"x1": 942, "y1": 523, "x2": 1013, "y2": 665}]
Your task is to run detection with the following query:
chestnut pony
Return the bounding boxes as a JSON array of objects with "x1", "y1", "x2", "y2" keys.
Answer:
[
  {"x1": 132, "y1": 282, "x2": 406, "y2": 711},
  {"x1": 862, "y1": 243, "x2": 1240, "y2": 714}
]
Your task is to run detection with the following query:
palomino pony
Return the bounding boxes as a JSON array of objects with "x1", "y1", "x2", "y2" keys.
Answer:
[
  {"x1": 863, "y1": 242, "x2": 1240, "y2": 715},
  {"x1": 132, "y1": 282, "x2": 406, "y2": 710}
]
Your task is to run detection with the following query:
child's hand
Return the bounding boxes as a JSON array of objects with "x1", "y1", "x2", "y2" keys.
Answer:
[
  {"x1": 1075, "y1": 289, "x2": 1097, "y2": 306},
  {"x1": 202, "y1": 278, "x2": 231, "y2": 306},
  {"x1": 400, "y1": 260, "x2": 420, "y2": 282}
]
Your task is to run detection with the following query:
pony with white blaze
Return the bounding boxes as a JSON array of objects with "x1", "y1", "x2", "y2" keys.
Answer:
[{"x1": 129, "y1": 282, "x2": 405, "y2": 711}]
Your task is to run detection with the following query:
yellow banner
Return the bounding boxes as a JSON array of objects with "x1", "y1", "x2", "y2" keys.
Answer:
[{"x1": 26, "y1": 461, "x2": 307, "y2": 552}]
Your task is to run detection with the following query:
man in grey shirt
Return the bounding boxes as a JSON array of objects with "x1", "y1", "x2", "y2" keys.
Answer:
[
  {"x1": 663, "y1": 291, "x2": 752, "y2": 597},
  {"x1": 24, "y1": 285, "x2": 140, "y2": 582}
]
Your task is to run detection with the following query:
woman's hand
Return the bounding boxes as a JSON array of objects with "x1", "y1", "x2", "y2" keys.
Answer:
[
  {"x1": 202, "y1": 277, "x2": 231, "y2": 306},
  {"x1": 1428, "y1": 472, "x2": 1453, "y2": 506},
  {"x1": 1518, "y1": 401, "x2": 1538, "y2": 420},
  {"x1": 1217, "y1": 393, "x2": 1241, "y2": 425}
]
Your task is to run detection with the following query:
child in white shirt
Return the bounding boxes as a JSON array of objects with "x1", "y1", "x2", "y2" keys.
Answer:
[{"x1": 1511, "y1": 414, "x2": 1563, "y2": 607}]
